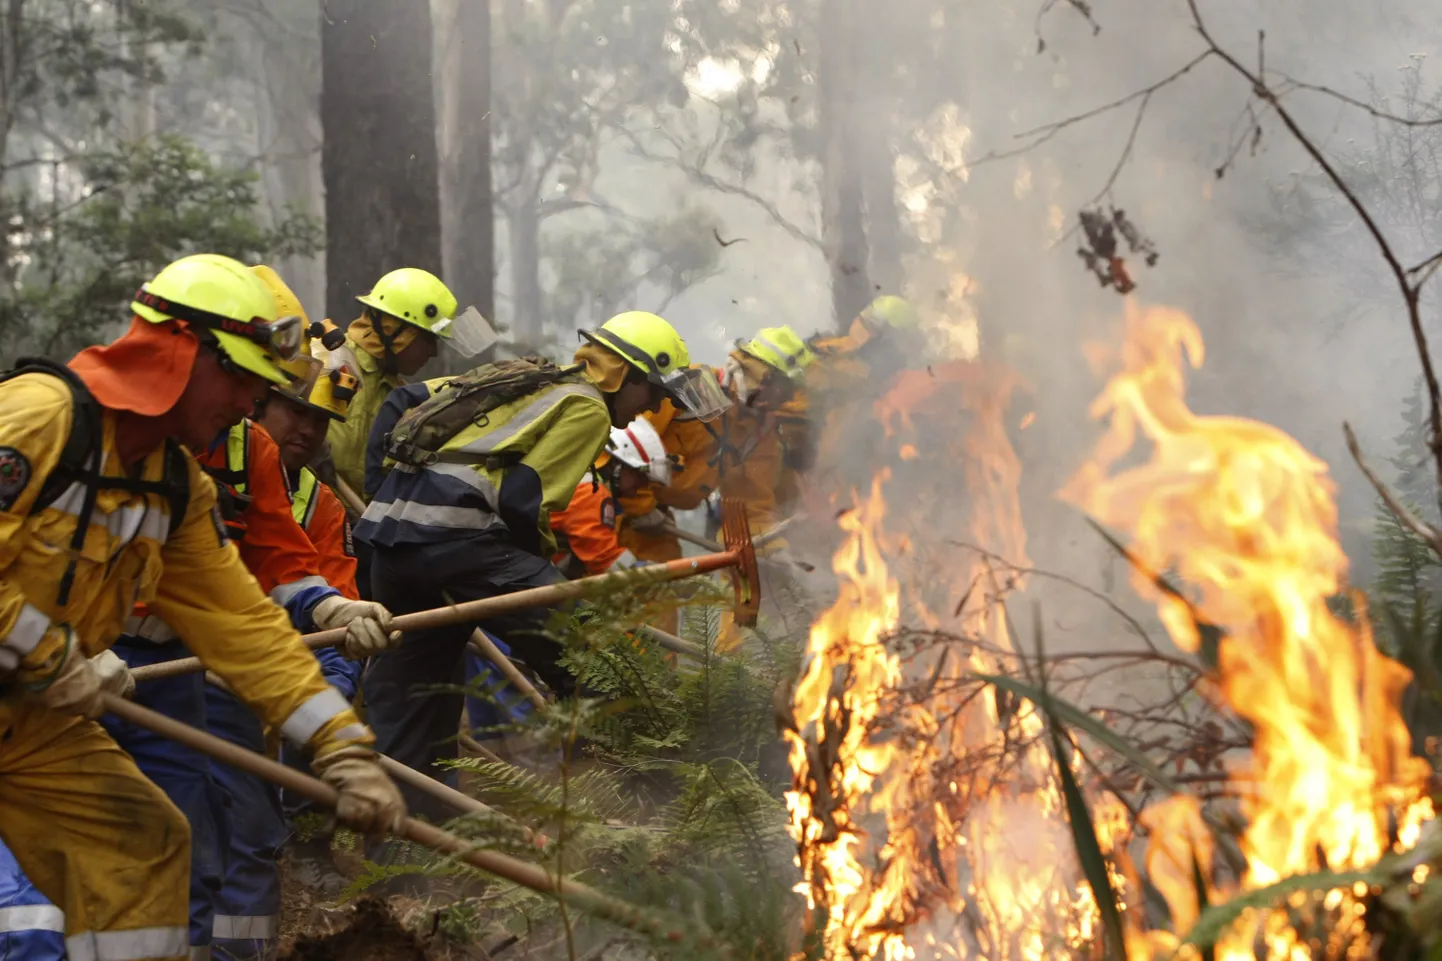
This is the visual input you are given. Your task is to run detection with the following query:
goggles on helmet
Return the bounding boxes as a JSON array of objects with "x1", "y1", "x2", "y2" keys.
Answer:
[{"x1": 133, "y1": 288, "x2": 305, "y2": 363}]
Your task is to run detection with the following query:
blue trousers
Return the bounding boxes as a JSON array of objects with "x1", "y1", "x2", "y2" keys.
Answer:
[
  {"x1": 0, "y1": 837, "x2": 65, "y2": 961},
  {"x1": 103, "y1": 637, "x2": 227, "y2": 953},
  {"x1": 205, "y1": 685, "x2": 285, "y2": 961},
  {"x1": 464, "y1": 636, "x2": 534, "y2": 741}
]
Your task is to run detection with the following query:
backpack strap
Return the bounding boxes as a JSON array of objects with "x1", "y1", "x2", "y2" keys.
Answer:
[{"x1": 0, "y1": 358, "x2": 191, "y2": 605}]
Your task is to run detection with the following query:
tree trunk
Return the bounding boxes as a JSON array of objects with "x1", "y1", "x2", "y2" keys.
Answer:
[
  {"x1": 853, "y1": 0, "x2": 902, "y2": 297},
  {"x1": 321, "y1": 0, "x2": 443, "y2": 324},
  {"x1": 436, "y1": 0, "x2": 494, "y2": 324},
  {"x1": 506, "y1": 197, "x2": 544, "y2": 349},
  {"x1": 817, "y1": 0, "x2": 872, "y2": 329},
  {"x1": 258, "y1": 0, "x2": 324, "y2": 316}
]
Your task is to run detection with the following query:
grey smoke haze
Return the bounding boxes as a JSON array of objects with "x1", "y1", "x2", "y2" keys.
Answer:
[{"x1": 137, "y1": 0, "x2": 1442, "y2": 593}]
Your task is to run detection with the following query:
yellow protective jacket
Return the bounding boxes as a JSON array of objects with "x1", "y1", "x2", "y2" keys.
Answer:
[
  {"x1": 0, "y1": 372, "x2": 368, "y2": 756},
  {"x1": 355, "y1": 373, "x2": 612, "y2": 558},
  {"x1": 325, "y1": 335, "x2": 401, "y2": 501}
]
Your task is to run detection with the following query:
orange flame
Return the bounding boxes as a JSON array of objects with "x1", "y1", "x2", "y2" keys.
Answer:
[
  {"x1": 1062, "y1": 301, "x2": 1431, "y2": 956},
  {"x1": 792, "y1": 352, "x2": 1109, "y2": 960},
  {"x1": 784, "y1": 474, "x2": 910, "y2": 960}
]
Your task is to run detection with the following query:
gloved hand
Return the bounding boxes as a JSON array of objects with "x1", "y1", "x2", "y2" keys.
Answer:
[
  {"x1": 90, "y1": 649, "x2": 135, "y2": 701},
  {"x1": 629, "y1": 508, "x2": 670, "y2": 534},
  {"x1": 312, "y1": 595, "x2": 401, "y2": 660},
  {"x1": 311, "y1": 746, "x2": 407, "y2": 837},
  {"x1": 23, "y1": 627, "x2": 104, "y2": 719}
]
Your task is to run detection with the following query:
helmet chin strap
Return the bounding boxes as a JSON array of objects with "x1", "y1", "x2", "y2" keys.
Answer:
[{"x1": 368, "y1": 307, "x2": 402, "y2": 375}]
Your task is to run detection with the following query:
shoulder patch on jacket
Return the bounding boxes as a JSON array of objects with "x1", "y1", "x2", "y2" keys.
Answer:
[
  {"x1": 0, "y1": 447, "x2": 32, "y2": 511},
  {"x1": 342, "y1": 515, "x2": 355, "y2": 558},
  {"x1": 600, "y1": 496, "x2": 616, "y2": 529}
]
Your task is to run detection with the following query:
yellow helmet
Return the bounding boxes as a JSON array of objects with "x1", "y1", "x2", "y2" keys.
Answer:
[
  {"x1": 579, "y1": 311, "x2": 730, "y2": 421},
  {"x1": 133, "y1": 254, "x2": 301, "y2": 385},
  {"x1": 740, "y1": 325, "x2": 815, "y2": 380},
  {"x1": 861, "y1": 295, "x2": 921, "y2": 331},
  {"x1": 250, "y1": 264, "x2": 356, "y2": 421},
  {"x1": 356, "y1": 267, "x2": 458, "y2": 334}
]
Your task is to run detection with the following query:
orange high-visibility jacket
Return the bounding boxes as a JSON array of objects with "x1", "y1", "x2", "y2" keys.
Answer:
[
  {"x1": 194, "y1": 419, "x2": 331, "y2": 602},
  {"x1": 551, "y1": 478, "x2": 633, "y2": 576},
  {"x1": 293, "y1": 467, "x2": 358, "y2": 599},
  {"x1": 0, "y1": 373, "x2": 366, "y2": 755}
]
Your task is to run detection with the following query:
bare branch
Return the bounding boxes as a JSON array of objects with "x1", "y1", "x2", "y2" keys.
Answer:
[
  {"x1": 1344, "y1": 421, "x2": 1442, "y2": 561},
  {"x1": 1185, "y1": 0, "x2": 1442, "y2": 525},
  {"x1": 612, "y1": 124, "x2": 824, "y2": 250},
  {"x1": 1273, "y1": 74, "x2": 1442, "y2": 128},
  {"x1": 970, "y1": 50, "x2": 1214, "y2": 169}
]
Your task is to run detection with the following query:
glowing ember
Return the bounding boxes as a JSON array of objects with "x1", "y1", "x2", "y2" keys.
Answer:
[{"x1": 1062, "y1": 301, "x2": 1432, "y2": 957}]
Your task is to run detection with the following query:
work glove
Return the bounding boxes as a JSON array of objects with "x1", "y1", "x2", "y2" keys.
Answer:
[
  {"x1": 311, "y1": 745, "x2": 407, "y2": 837},
  {"x1": 629, "y1": 508, "x2": 670, "y2": 534},
  {"x1": 312, "y1": 595, "x2": 401, "y2": 660},
  {"x1": 90, "y1": 649, "x2": 135, "y2": 701},
  {"x1": 22, "y1": 627, "x2": 104, "y2": 719}
]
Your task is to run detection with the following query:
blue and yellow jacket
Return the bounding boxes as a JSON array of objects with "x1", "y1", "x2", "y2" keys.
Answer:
[{"x1": 357, "y1": 374, "x2": 611, "y2": 558}]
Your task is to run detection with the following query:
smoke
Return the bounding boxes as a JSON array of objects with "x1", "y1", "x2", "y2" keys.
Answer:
[{"x1": 603, "y1": 0, "x2": 1442, "y2": 609}]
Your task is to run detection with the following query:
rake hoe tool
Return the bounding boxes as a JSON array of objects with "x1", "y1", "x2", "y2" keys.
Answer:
[
  {"x1": 130, "y1": 499, "x2": 759, "y2": 684},
  {"x1": 100, "y1": 694, "x2": 722, "y2": 950}
]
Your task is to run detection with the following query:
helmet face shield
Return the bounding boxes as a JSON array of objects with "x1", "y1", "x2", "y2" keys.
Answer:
[
  {"x1": 272, "y1": 354, "x2": 323, "y2": 403},
  {"x1": 662, "y1": 366, "x2": 729, "y2": 422},
  {"x1": 431, "y1": 305, "x2": 497, "y2": 358}
]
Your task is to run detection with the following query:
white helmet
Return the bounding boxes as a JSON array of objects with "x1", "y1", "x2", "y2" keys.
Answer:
[{"x1": 608, "y1": 418, "x2": 671, "y2": 485}]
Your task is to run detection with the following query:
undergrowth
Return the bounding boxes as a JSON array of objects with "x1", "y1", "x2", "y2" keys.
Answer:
[{"x1": 343, "y1": 573, "x2": 809, "y2": 959}]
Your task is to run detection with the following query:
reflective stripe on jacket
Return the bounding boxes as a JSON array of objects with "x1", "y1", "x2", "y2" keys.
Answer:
[
  {"x1": 293, "y1": 468, "x2": 358, "y2": 601},
  {"x1": 0, "y1": 373, "x2": 367, "y2": 757},
  {"x1": 356, "y1": 377, "x2": 611, "y2": 557},
  {"x1": 195, "y1": 421, "x2": 331, "y2": 608}
]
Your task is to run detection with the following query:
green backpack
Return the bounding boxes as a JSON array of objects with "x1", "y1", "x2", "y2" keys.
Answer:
[{"x1": 385, "y1": 356, "x2": 586, "y2": 468}]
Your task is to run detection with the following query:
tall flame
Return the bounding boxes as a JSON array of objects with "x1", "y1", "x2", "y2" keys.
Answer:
[
  {"x1": 790, "y1": 353, "x2": 1107, "y2": 960},
  {"x1": 1062, "y1": 301, "x2": 1431, "y2": 956},
  {"x1": 785, "y1": 474, "x2": 909, "y2": 960}
]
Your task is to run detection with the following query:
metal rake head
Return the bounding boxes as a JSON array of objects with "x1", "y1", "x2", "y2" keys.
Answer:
[{"x1": 719, "y1": 497, "x2": 760, "y2": 626}]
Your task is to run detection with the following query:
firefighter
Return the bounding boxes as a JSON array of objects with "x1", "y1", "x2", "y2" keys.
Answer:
[
  {"x1": 614, "y1": 393, "x2": 721, "y2": 567},
  {"x1": 0, "y1": 253, "x2": 405, "y2": 961},
  {"x1": 808, "y1": 294, "x2": 924, "y2": 494},
  {"x1": 807, "y1": 294, "x2": 922, "y2": 395},
  {"x1": 323, "y1": 267, "x2": 492, "y2": 503},
  {"x1": 712, "y1": 326, "x2": 815, "y2": 542},
  {"x1": 552, "y1": 417, "x2": 673, "y2": 578},
  {"x1": 356, "y1": 310, "x2": 727, "y2": 819}
]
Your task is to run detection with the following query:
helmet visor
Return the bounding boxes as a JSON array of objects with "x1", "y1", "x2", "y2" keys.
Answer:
[
  {"x1": 431, "y1": 306, "x2": 497, "y2": 358},
  {"x1": 271, "y1": 354, "x2": 323, "y2": 403},
  {"x1": 662, "y1": 366, "x2": 729, "y2": 422}
]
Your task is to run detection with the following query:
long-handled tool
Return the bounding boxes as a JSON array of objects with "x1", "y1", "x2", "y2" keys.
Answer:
[
  {"x1": 337, "y1": 476, "x2": 721, "y2": 666},
  {"x1": 661, "y1": 515, "x2": 797, "y2": 554},
  {"x1": 100, "y1": 694, "x2": 720, "y2": 948},
  {"x1": 467, "y1": 630, "x2": 547, "y2": 712},
  {"x1": 130, "y1": 499, "x2": 758, "y2": 684},
  {"x1": 199, "y1": 671, "x2": 523, "y2": 836}
]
